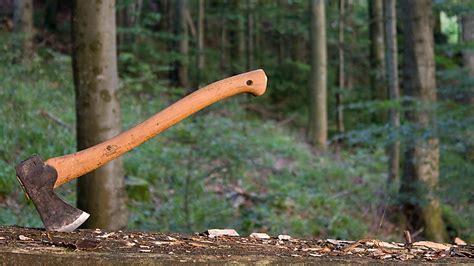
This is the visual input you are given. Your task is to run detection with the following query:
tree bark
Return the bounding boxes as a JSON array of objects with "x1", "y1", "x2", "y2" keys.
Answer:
[
  {"x1": 13, "y1": 0, "x2": 33, "y2": 63},
  {"x1": 72, "y1": 0, "x2": 128, "y2": 230},
  {"x1": 462, "y1": 13, "x2": 474, "y2": 104},
  {"x1": 369, "y1": 0, "x2": 386, "y2": 123},
  {"x1": 307, "y1": 0, "x2": 327, "y2": 148},
  {"x1": 172, "y1": 0, "x2": 189, "y2": 88},
  {"x1": 197, "y1": 0, "x2": 205, "y2": 86},
  {"x1": 384, "y1": 0, "x2": 400, "y2": 183},
  {"x1": 335, "y1": 0, "x2": 345, "y2": 137},
  {"x1": 400, "y1": 0, "x2": 447, "y2": 242}
]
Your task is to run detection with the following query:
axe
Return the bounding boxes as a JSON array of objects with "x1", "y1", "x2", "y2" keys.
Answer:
[{"x1": 15, "y1": 70, "x2": 267, "y2": 232}]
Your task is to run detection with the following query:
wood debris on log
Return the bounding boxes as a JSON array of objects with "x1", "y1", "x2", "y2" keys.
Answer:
[{"x1": 0, "y1": 226, "x2": 472, "y2": 264}]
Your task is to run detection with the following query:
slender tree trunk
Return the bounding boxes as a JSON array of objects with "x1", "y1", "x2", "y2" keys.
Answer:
[
  {"x1": 307, "y1": 0, "x2": 327, "y2": 148},
  {"x1": 220, "y1": 2, "x2": 229, "y2": 77},
  {"x1": 345, "y1": 0, "x2": 354, "y2": 91},
  {"x1": 335, "y1": 0, "x2": 345, "y2": 137},
  {"x1": 369, "y1": 0, "x2": 386, "y2": 123},
  {"x1": 400, "y1": 0, "x2": 447, "y2": 242},
  {"x1": 384, "y1": 0, "x2": 400, "y2": 183},
  {"x1": 72, "y1": 0, "x2": 128, "y2": 230},
  {"x1": 197, "y1": 0, "x2": 205, "y2": 86},
  {"x1": 246, "y1": 0, "x2": 255, "y2": 70},
  {"x1": 171, "y1": 0, "x2": 189, "y2": 88},
  {"x1": 44, "y1": 0, "x2": 58, "y2": 31},
  {"x1": 117, "y1": 0, "x2": 143, "y2": 49},
  {"x1": 13, "y1": 0, "x2": 33, "y2": 63},
  {"x1": 462, "y1": 13, "x2": 474, "y2": 104}
]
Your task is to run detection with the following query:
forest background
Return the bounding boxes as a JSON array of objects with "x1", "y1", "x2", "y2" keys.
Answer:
[{"x1": 0, "y1": 0, "x2": 472, "y2": 244}]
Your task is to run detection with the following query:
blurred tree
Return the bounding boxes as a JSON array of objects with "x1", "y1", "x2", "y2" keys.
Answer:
[
  {"x1": 307, "y1": 0, "x2": 327, "y2": 148},
  {"x1": 171, "y1": 0, "x2": 189, "y2": 88},
  {"x1": 384, "y1": 0, "x2": 400, "y2": 183},
  {"x1": 72, "y1": 0, "x2": 128, "y2": 230},
  {"x1": 246, "y1": 0, "x2": 255, "y2": 70},
  {"x1": 44, "y1": 0, "x2": 58, "y2": 31},
  {"x1": 368, "y1": 0, "x2": 386, "y2": 122},
  {"x1": 400, "y1": 0, "x2": 448, "y2": 242},
  {"x1": 197, "y1": 0, "x2": 205, "y2": 86},
  {"x1": 117, "y1": 0, "x2": 143, "y2": 47},
  {"x1": 461, "y1": 12, "x2": 474, "y2": 104},
  {"x1": 335, "y1": 0, "x2": 345, "y2": 138},
  {"x1": 13, "y1": 0, "x2": 33, "y2": 63},
  {"x1": 220, "y1": 1, "x2": 230, "y2": 77}
]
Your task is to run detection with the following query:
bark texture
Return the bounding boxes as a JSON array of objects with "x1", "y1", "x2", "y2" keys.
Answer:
[
  {"x1": 307, "y1": 0, "x2": 327, "y2": 148},
  {"x1": 72, "y1": 0, "x2": 128, "y2": 230},
  {"x1": 400, "y1": 0, "x2": 447, "y2": 242},
  {"x1": 462, "y1": 13, "x2": 474, "y2": 104},
  {"x1": 13, "y1": 0, "x2": 33, "y2": 62},
  {"x1": 368, "y1": 0, "x2": 386, "y2": 122},
  {"x1": 384, "y1": 0, "x2": 400, "y2": 183}
]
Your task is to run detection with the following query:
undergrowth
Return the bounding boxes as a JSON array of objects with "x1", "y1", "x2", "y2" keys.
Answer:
[{"x1": 0, "y1": 40, "x2": 472, "y2": 242}]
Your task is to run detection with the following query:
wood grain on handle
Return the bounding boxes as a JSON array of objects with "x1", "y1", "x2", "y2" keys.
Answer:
[{"x1": 47, "y1": 69, "x2": 267, "y2": 188}]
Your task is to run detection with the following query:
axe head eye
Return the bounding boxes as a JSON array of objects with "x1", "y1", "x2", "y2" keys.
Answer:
[{"x1": 15, "y1": 155, "x2": 89, "y2": 232}]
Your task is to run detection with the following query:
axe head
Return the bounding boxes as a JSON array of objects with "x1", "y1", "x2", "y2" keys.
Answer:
[{"x1": 15, "y1": 155, "x2": 89, "y2": 232}]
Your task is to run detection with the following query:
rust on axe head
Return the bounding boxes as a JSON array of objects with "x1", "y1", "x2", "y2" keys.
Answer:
[{"x1": 15, "y1": 155, "x2": 89, "y2": 232}]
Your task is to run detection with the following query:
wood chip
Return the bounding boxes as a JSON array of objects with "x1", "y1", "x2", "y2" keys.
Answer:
[
  {"x1": 454, "y1": 237, "x2": 467, "y2": 246},
  {"x1": 97, "y1": 232, "x2": 115, "y2": 238},
  {"x1": 373, "y1": 240, "x2": 404, "y2": 249},
  {"x1": 204, "y1": 229, "x2": 239, "y2": 238},
  {"x1": 278, "y1": 235, "x2": 291, "y2": 241},
  {"x1": 413, "y1": 241, "x2": 452, "y2": 251},
  {"x1": 250, "y1": 233, "x2": 270, "y2": 239},
  {"x1": 18, "y1": 235, "x2": 33, "y2": 241},
  {"x1": 139, "y1": 249, "x2": 151, "y2": 253}
]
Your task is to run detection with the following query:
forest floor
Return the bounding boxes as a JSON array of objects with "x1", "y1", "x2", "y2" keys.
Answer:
[{"x1": 0, "y1": 226, "x2": 472, "y2": 265}]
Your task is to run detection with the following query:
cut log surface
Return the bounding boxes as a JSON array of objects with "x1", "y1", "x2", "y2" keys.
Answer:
[{"x1": 0, "y1": 226, "x2": 472, "y2": 265}]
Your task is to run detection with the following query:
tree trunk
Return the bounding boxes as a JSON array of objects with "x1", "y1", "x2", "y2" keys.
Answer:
[
  {"x1": 220, "y1": 2, "x2": 229, "y2": 77},
  {"x1": 335, "y1": 0, "x2": 345, "y2": 137},
  {"x1": 117, "y1": 0, "x2": 143, "y2": 49},
  {"x1": 369, "y1": 0, "x2": 386, "y2": 123},
  {"x1": 197, "y1": 0, "x2": 205, "y2": 86},
  {"x1": 13, "y1": 0, "x2": 33, "y2": 63},
  {"x1": 384, "y1": 0, "x2": 400, "y2": 183},
  {"x1": 307, "y1": 0, "x2": 327, "y2": 148},
  {"x1": 44, "y1": 0, "x2": 58, "y2": 31},
  {"x1": 462, "y1": 13, "x2": 474, "y2": 104},
  {"x1": 400, "y1": 0, "x2": 447, "y2": 242},
  {"x1": 246, "y1": 0, "x2": 255, "y2": 70},
  {"x1": 172, "y1": 0, "x2": 189, "y2": 89},
  {"x1": 72, "y1": 0, "x2": 128, "y2": 230}
]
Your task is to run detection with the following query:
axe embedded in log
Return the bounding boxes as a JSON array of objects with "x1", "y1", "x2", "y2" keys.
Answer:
[{"x1": 15, "y1": 70, "x2": 267, "y2": 232}]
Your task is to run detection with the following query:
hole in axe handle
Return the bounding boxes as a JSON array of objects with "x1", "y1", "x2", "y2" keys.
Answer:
[{"x1": 246, "y1": 80, "x2": 253, "y2": 86}]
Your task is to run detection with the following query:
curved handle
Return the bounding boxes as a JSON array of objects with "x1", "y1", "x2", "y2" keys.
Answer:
[{"x1": 47, "y1": 69, "x2": 267, "y2": 188}]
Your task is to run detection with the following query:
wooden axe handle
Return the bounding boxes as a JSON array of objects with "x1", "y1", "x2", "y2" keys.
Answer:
[{"x1": 47, "y1": 69, "x2": 267, "y2": 188}]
